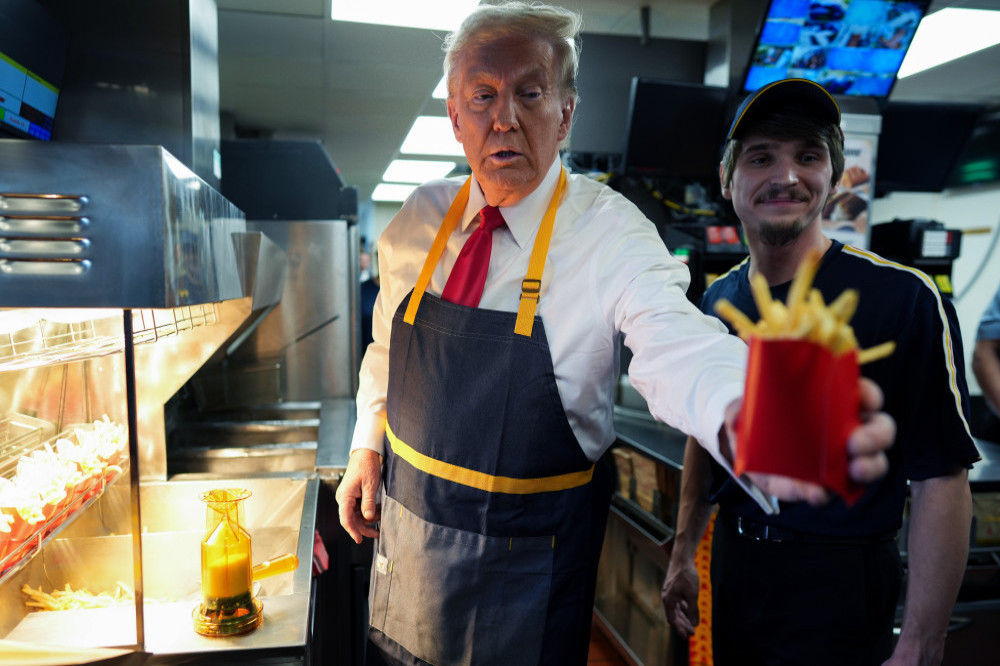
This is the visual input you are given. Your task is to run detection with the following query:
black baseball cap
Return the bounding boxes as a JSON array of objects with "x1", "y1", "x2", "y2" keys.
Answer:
[{"x1": 727, "y1": 78, "x2": 842, "y2": 142}]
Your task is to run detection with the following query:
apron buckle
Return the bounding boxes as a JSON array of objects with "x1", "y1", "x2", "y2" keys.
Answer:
[{"x1": 521, "y1": 278, "x2": 541, "y2": 300}]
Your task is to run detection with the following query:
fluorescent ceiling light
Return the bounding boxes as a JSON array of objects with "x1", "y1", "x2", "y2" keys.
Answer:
[
  {"x1": 400, "y1": 116, "x2": 466, "y2": 157},
  {"x1": 897, "y1": 8, "x2": 1000, "y2": 78},
  {"x1": 332, "y1": 0, "x2": 480, "y2": 31},
  {"x1": 373, "y1": 183, "x2": 418, "y2": 202},
  {"x1": 432, "y1": 76, "x2": 448, "y2": 100},
  {"x1": 383, "y1": 159, "x2": 457, "y2": 183}
]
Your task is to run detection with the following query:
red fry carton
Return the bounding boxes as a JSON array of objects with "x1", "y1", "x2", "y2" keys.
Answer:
[{"x1": 735, "y1": 337, "x2": 864, "y2": 505}]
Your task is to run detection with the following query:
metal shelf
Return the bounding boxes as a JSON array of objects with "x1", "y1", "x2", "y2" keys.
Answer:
[{"x1": 0, "y1": 305, "x2": 219, "y2": 372}]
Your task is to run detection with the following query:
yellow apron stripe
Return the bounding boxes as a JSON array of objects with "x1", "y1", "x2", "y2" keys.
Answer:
[
  {"x1": 386, "y1": 422, "x2": 594, "y2": 494},
  {"x1": 404, "y1": 177, "x2": 473, "y2": 326},
  {"x1": 515, "y1": 167, "x2": 566, "y2": 336},
  {"x1": 843, "y1": 245, "x2": 972, "y2": 438}
]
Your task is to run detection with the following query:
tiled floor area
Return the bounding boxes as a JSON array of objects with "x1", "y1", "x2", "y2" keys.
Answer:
[{"x1": 587, "y1": 624, "x2": 630, "y2": 665}]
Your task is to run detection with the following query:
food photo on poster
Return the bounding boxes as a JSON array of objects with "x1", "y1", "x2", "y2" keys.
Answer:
[{"x1": 823, "y1": 134, "x2": 874, "y2": 248}]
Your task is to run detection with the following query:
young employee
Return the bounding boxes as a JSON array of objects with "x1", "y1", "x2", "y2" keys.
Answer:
[
  {"x1": 336, "y1": 3, "x2": 896, "y2": 662},
  {"x1": 661, "y1": 78, "x2": 981, "y2": 665}
]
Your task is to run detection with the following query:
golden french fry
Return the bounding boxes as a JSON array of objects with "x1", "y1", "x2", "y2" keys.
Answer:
[
  {"x1": 749, "y1": 272, "x2": 774, "y2": 323},
  {"x1": 765, "y1": 301, "x2": 790, "y2": 332},
  {"x1": 711, "y1": 252, "x2": 895, "y2": 364},
  {"x1": 807, "y1": 288, "x2": 826, "y2": 309},
  {"x1": 714, "y1": 299, "x2": 758, "y2": 338},
  {"x1": 858, "y1": 341, "x2": 896, "y2": 365},
  {"x1": 809, "y1": 309, "x2": 837, "y2": 346},
  {"x1": 828, "y1": 289, "x2": 859, "y2": 323},
  {"x1": 787, "y1": 248, "x2": 822, "y2": 315},
  {"x1": 22, "y1": 582, "x2": 137, "y2": 611},
  {"x1": 829, "y1": 323, "x2": 858, "y2": 354}
]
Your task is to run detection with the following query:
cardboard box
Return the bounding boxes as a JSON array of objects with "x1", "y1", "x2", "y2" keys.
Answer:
[{"x1": 973, "y1": 492, "x2": 1000, "y2": 546}]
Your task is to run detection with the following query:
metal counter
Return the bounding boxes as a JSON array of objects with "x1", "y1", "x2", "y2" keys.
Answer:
[
  {"x1": 614, "y1": 407, "x2": 1000, "y2": 492},
  {"x1": 612, "y1": 406, "x2": 687, "y2": 472},
  {"x1": 970, "y1": 438, "x2": 1000, "y2": 492},
  {"x1": 316, "y1": 398, "x2": 356, "y2": 473}
]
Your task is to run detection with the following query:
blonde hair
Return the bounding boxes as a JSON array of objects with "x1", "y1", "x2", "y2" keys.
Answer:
[{"x1": 442, "y1": 1, "x2": 582, "y2": 99}]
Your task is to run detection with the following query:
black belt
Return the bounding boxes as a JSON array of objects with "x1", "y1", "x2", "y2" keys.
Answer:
[{"x1": 730, "y1": 515, "x2": 897, "y2": 545}]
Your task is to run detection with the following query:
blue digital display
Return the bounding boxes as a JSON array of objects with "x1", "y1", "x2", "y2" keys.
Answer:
[
  {"x1": 743, "y1": 0, "x2": 930, "y2": 98},
  {"x1": 0, "y1": 50, "x2": 59, "y2": 141},
  {"x1": 768, "y1": 0, "x2": 811, "y2": 19},
  {"x1": 0, "y1": 1, "x2": 67, "y2": 142}
]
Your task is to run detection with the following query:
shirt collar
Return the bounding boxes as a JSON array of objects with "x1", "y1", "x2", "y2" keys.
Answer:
[{"x1": 465, "y1": 157, "x2": 563, "y2": 249}]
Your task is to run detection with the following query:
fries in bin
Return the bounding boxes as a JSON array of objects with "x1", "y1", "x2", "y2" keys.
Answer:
[{"x1": 714, "y1": 249, "x2": 894, "y2": 504}]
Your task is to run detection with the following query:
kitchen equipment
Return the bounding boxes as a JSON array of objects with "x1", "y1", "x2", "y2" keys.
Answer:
[{"x1": 194, "y1": 488, "x2": 261, "y2": 637}]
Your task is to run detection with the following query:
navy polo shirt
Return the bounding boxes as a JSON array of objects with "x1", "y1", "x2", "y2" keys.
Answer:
[{"x1": 703, "y1": 240, "x2": 980, "y2": 537}]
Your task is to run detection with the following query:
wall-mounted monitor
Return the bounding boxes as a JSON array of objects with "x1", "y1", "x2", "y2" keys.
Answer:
[
  {"x1": 874, "y1": 101, "x2": 985, "y2": 197},
  {"x1": 743, "y1": 0, "x2": 931, "y2": 98},
  {"x1": 0, "y1": 0, "x2": 68, "y2": 141},
  {"x1": 621, "y1": 78, "x2": 731, "y2": 185},
  {"x1": 946, "y1": 111, "x2": 1000, "y2": 189}
]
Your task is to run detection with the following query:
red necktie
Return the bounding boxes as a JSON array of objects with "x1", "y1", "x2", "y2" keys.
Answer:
[{"x1": 441, "y1": 205, "x2": 506, "y2": 307}]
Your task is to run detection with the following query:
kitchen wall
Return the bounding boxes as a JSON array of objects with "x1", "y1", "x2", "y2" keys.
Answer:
[{"x1": 871, "y1": 184, "x2": 1000, "y2": 395}]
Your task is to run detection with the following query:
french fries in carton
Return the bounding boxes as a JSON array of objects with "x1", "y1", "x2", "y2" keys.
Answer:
[{"x1": 714, "y1": 249, "x2": 894, "y2": 504}]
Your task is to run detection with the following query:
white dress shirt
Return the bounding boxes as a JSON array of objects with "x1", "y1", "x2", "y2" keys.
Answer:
[{"x1": 352, "y1": 157, "x2": 748, "y2": 472}]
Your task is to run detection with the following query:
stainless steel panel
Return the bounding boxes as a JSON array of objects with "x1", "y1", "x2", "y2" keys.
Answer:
[
  {"x1": 230, "y1": 220, "x2": 358, "y2": 401},
  {"x1": 0, "y1": 141, "x2": 246, "y2": 308}
]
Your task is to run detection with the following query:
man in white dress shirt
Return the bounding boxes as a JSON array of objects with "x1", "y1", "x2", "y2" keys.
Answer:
[{"x1": 336, "y1": 3, "x2": 894, "y2": 664}]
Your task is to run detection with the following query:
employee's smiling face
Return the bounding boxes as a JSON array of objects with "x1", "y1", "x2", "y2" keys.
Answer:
[
  {"x1": 723, "y1": 134, "x2": 836, "y2": 246},
  {"x1": 447, "y1": 34, "x2": 574, "y2": 207}
]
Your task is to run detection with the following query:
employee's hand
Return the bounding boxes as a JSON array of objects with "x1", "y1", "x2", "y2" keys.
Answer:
[
  {"x1": 661, "y1": 558, "x2": 700, "y2": 638},
  {"x1": 336, "y1": 448, "x2": 383, "y2": 544},
  {"x1": 725, "y1": 377, "x2": 894, "y2": 505},
  {"x1": 846, "y1": 377, "x2": 895, "y2": 482}
]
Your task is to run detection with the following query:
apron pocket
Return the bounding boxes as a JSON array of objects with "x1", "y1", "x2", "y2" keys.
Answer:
[{"x1": 372, "y1": 495, "x2": 554, "y2": 666}]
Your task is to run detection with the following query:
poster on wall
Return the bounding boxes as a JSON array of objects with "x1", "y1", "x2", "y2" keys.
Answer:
[{"x1": 823, "y1": 134, "x2": 875, "y2": 249}]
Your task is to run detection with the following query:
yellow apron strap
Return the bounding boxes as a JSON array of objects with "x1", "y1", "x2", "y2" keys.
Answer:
[
  {"x1": 404, "y1": 167, "x2": 566, "y2": 337},
  {"x1": 404, "y1": 177, "x2": 472, "y2": 325},
  {"x1": 514, "y1": 167, "x2": 565, "y2": 337},
  {"x1": 386, "y1": 422, "x2": 594, "y2": 494}
]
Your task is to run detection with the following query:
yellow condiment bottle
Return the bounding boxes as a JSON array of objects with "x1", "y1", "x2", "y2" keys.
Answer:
[{"x1": 193, "y1": 488, "x2": 262, "y2": 637}]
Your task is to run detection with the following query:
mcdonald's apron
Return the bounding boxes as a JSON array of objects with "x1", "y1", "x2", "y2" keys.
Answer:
[{"x1": 367, "y1": 172, "x2": 614, "y2": 666}]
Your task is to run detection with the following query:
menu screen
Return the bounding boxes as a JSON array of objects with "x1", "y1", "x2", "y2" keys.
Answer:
[
  {"x1": 0, "y1": 50, "x2": 59, "y2": 141},
  {"x1": 743, "y1": 0, "x2": 931, "y2": 98}
]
